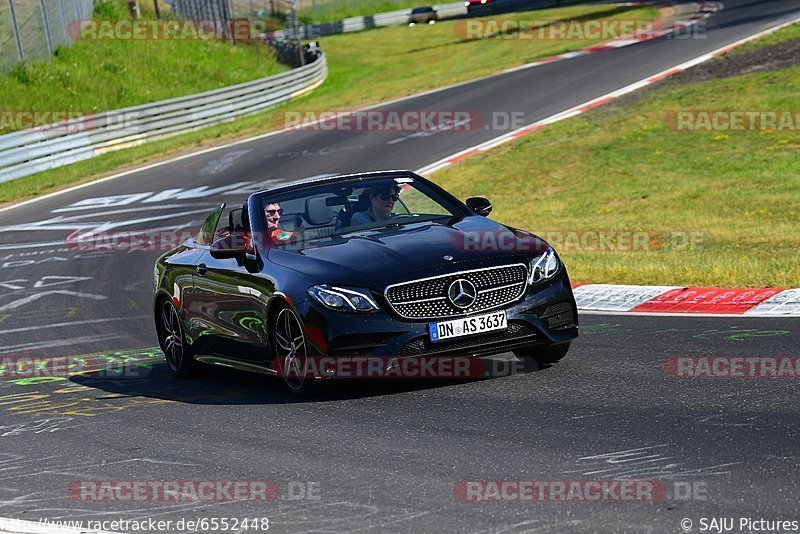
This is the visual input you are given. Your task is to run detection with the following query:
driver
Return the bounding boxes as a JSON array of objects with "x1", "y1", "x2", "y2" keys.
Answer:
[{"x1": 351, "y1": 185, "x2": 401, "y2": 226}]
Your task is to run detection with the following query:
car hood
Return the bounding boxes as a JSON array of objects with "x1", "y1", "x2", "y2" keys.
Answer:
[{"x1": 267, "y1": 216, "x2": 548, "y2": 289}]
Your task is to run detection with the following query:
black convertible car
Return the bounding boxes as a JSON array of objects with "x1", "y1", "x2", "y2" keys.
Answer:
[{"x1": 154, "y1": 170, "x2": 578, "y2": 393}]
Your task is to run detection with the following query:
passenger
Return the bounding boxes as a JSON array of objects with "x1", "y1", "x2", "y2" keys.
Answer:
[
  {"x1": 265, "y1": 202, "x2": 294, "y2": 244},
  {"x1": 350, "y1": 185, "x2": 400, "y2": 226}
]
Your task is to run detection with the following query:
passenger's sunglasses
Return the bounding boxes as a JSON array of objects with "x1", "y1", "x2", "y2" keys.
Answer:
[
  {"x1": 379, "y1": 193, "x2": 399, "y2": 202},
  {"x1": 265, "y1": 209, "x2": 284, "y2": 216}
]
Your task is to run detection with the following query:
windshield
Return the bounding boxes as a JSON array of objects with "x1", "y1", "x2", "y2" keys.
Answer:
[{"x1": 254, "y1": 176, "x2": 461, "y2": 249}]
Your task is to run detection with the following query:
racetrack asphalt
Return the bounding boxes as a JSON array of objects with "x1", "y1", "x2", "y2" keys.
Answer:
[{"x1": 0, "y1": 1, "x2": 798, "y2": 532}]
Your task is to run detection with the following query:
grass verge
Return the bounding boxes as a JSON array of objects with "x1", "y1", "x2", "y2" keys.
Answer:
[
  {"x1": 0, "y1": 3, "x2": 656, "y2": 205},
  {"x1": 0, "y1": 28, "x2": 286, "y2": 122},
  {"x1": 431, "y1": 25, "x2": 800, "y2": 288}
]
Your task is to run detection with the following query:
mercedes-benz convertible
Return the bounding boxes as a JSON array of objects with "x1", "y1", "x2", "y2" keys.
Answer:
[{"x1": 154, "y1": 170, "x2": 578, "y2": 393}]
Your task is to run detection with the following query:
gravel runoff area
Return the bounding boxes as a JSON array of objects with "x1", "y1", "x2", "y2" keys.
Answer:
[
  {"x1": 606, "y1": 34, "x2": 800, "y2": 110},
  {"x1": 663, "y1": 36, "x2": 800, "y2": 84}
]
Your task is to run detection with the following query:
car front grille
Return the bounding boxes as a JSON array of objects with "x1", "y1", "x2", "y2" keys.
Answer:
[{"x1": 384, "y1": 264, "x2": 528, "y2": 320}]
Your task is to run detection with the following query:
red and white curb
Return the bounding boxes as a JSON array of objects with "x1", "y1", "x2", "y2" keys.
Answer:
[
  {"x1": 416, "y1": 11, "x2": 800, "y2": 175},
  {"x1": 573, "y1": 285, "x2": 800, "y2": 317},
  {"x1": 507, "y1": 2, "x2": 721, "y2": 69}
]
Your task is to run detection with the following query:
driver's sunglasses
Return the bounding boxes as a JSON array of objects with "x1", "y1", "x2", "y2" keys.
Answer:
[
  {"x1": 265, "y1": 209, "x2": 284, "y2": 216},
  {"x1": 379, "y1": 193, "x2": 399, "y2": 202}
]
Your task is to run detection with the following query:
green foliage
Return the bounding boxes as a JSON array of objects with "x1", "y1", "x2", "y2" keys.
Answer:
[
  {"x1": 0, "y1": 26, "x2": 286, "y2": 127},
  {"x1": 93, "y1": 0, "x2": 131, "y2": 20}
]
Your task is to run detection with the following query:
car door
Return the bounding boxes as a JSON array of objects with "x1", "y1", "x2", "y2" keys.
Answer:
[{"x1": 190, "y1": 204, "x2": 269, "y2": 363}]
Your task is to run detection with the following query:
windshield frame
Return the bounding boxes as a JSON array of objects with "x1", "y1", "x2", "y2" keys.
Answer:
[{"x1": 247, "y1": 172, "x2": 472, "y2": 249}]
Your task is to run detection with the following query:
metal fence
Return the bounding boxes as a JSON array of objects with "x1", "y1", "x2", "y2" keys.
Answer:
[
  {"x1": 0, "y1": 51, "x2": 327, "y2": 184},
  {"x1": 0, "y1": 0, "x2": 94, "y2": 73},
  {"x1": 172, "y1": 0, "x2": 294, "y2": 20}
]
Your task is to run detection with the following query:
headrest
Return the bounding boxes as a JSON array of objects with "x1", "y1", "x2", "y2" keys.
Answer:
[{"x1": 305, "y1": 197, "x2": 334, "y2": 225}]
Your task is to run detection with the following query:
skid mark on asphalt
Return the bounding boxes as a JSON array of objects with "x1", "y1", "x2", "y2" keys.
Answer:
[
  {"x1": 262, "y1": 145, "x2": 365, "y2": 160},
  {"x1": 566, "y1": 445, "x2": 739, "y2": 479},
  {"x1": 199, "y1": 150, "x2": 251, "y2": 176},
  {"x1": 697, "y1": 414, "x2": 755, "y2": 427},
  {"x1": 0, "y1": 417, "x2": 88, "y2": 438},
  {"x1": 580, "y1": 323, "x2": 792, "y2": 342}
]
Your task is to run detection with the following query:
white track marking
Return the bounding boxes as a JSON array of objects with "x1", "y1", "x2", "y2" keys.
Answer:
[{"x1": 0, "y1": 316, "x2": 148, "y2": 335}]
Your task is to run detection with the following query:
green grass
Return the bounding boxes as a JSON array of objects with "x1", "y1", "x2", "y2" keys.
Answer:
[
  {"x1": 431, "y1": 67, "x2": 800, "y2": 287},
  {"x1": 298, "y1": 0, "x2": 429, "y2": 24},
  {"x1": 0, "y1": 3, "x2": 657, "y2": 204},
  {"x1": 0, "y1": 28, "x2": 286, "y2": 126}
]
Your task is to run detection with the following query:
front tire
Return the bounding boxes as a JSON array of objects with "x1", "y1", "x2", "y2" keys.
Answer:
[
  {"x1": 513, "y1": 342, "x2": 570, "y2": 366},
  {"x1": 158, "y1": 299, "x2": 195, "y2": 377},
  {"x1": 273, "y1": 305, "x2": 315, "y2": 395}
]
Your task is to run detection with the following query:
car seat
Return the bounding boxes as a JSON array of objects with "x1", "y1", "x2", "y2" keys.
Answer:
[{"x1": 334, "y1": 191, "x2": 370, "y2": 231}]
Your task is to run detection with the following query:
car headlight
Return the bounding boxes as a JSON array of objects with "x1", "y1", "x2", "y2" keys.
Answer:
[
  {"x1": 308, "y1": 285, "x2": 379, "y2": 312},
  {"x1": 528, "y1": 248, "x2": 560, "y2": 284}
]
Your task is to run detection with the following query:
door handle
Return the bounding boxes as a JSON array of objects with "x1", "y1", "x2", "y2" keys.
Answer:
[{"x1": 196, "y1": 263, "x2": 207, "y2": 276}]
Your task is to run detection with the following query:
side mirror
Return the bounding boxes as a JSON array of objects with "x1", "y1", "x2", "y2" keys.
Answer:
[
  {"x1": 466, "y1": 197, "x2": 492, "y2": 217},
  {"x1": 210, "y1": 233, "x2": 249, "y2": 259}
]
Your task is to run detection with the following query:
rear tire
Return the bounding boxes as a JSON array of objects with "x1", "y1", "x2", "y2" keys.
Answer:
[
  {"x1": 513, "y1": 343, "x2": 570, "y2": 366},
  {"x1": 158, "y1": 299, "x2": 195, "y2": 377},
  {"x1": 272, "y1": 305, "x2": 316, "y2": 396}
]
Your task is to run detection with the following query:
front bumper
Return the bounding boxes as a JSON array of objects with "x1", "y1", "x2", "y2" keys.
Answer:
[{"x1": 293, "y1": 272, "x2": 578, "y2": 376}]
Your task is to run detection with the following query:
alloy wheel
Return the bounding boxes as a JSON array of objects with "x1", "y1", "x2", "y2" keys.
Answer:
[{"x1": 274, "y1": 307, "x2": 308, "y2": 392}]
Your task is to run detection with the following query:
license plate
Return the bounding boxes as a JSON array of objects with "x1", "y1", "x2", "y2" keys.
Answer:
[{"x1": 429, "y1": 311, "x2": 507, "y2": 342}]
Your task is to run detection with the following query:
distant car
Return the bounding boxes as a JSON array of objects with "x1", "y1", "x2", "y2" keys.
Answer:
[
  {"x1": 465, "y1": 0, "x2": 491, "y2": 14},
  {"x1": 408, "y1": 6, "x2": 438, "y2": 25},
  {"x1": 466, "y1": 0, "x2": 535, "y2": 15},
  {"x1": 154, "y1": 171, "x2": 578, "y2": 394}
]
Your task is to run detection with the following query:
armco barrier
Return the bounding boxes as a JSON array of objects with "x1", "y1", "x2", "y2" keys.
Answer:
[{"x1": 0, "y1": 53, "x2": 328, "y2": 184}]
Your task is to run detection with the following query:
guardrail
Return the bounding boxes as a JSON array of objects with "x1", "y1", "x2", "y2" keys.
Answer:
[{"x1": 0, "y1": 52, "x2": 328, "y2": 185}]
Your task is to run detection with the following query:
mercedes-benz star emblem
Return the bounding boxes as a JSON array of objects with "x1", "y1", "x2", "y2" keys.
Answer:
[{"x1": 447, "y1": 279, "x2": 477, "y2": 309}]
